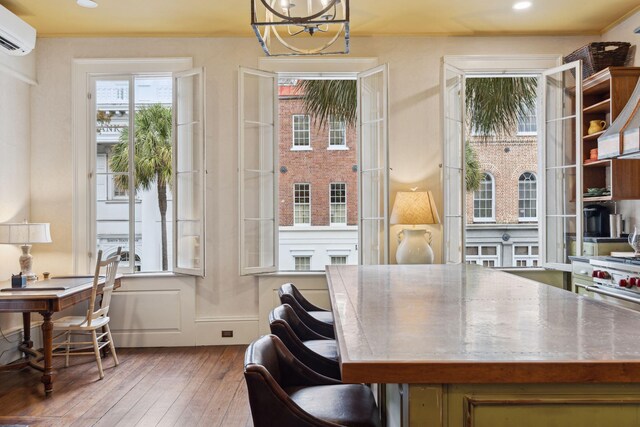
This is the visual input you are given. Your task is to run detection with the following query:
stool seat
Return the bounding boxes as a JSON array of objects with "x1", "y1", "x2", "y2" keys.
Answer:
[
  {"x1": 286, "y1": 384, "x2": 380, "y2": 427},
  {"x1": 303, "y1": 339, "x2": 338, "y2": 361},
  {"x1": 309, "y1": 311, "x2": 334, "y2": 326}
]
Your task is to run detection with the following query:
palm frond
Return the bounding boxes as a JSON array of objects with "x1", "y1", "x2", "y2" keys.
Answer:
[
  {"x1": 297, "y1": 79, "x2": 357, "y2": 128},
  {"x1": 465, "y1": 77, "x2": 537, "y2": 137},
  {"x1": 465, "y1": 142, "x2": 482, "y2": 192}
]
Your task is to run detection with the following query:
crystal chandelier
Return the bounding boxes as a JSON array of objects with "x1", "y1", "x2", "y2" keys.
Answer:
[{"x1": 251, "y1": 0, "x2": 350, "y2": 56}]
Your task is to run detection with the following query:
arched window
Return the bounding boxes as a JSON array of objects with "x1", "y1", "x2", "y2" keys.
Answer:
[
  {"x1": 473, "y1": 173, "x2": 494, "y2": 222},
  {"x1": 518, "y1": 172, "x2": 537, "y2": 221}
]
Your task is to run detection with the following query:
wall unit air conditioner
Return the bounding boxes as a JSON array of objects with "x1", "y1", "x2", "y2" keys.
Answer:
[{"x1": 0, "y1": 5, "x2": 36, "y2": 56}]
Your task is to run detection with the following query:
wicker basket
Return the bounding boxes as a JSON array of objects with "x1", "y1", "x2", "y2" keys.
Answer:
[{"x1": 564, "y1": 42, "x2": 631, "y2": 80}]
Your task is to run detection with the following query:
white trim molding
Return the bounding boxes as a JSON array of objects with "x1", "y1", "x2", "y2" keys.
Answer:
[{"x1": 443, "y1": 54, "x2": 562, "y2": 73}]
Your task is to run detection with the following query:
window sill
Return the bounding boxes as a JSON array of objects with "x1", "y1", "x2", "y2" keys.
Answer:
[
  {"x1": 257, "y1": 271, "x2": 326, "y2": 277},
  {"x1": 121, "y1": 271, "x2": 184, "y2": 279},
  {"x1": 327, "y1": 146, "x2": 349, "y2": 151},
  {"x1": 290, "y1": 146, "x2": 312, "y2": 151}
]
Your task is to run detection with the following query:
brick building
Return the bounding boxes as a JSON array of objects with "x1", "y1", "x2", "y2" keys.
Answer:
[
  {"x1": 464, "y1": 111, "x2": 540, "y2": 268},
  {"x1": 277, "y1": 81, "x2": 359, "y2": 271}
]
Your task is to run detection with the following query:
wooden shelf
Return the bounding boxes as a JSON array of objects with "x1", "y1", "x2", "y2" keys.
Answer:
[
  {"x1": 583, "y1": 195, "x2": 612, "y2": 202},
  {"x1": 583, "y1": 98, "x2": 610, "y2": 115},
  {"x1": 583, "y1": 130, "x2": 605, "y2": 141},
  {"x1": 583, "y1": 159, "x2": 611, "y2": 168}
]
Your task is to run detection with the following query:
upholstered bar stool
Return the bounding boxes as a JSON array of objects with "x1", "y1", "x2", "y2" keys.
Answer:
[
  {"x1": 278, "y1": 283, "x2": 335, "y2": 338},
  {"x1": 244, "y1": 334, "x2": 381, "y2": 427},
  {"x1": 269, "y1": 304, "x2": 341, "y2": 380}
]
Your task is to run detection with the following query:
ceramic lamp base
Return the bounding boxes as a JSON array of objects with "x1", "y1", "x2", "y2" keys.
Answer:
[
  {"x1": 19, "y1": 244, "x2": 38, "y2": 281},
  {"x1": 396, "y1": 228, "x2": 434, "y2": 264}
]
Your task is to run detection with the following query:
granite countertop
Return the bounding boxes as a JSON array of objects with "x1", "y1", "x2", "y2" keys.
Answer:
[{"x1": 327, "y1": 264, "x2": 640, "y2": 384}]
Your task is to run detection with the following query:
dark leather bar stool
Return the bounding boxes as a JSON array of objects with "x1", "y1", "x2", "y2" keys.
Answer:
[
  {"x1": 278, "y1": 283, "x2": 335, "y2": 339},
  {"x1": 269, "y1": 304, "x2": 341, "y2": 380},
  {"x1": 244, "y1": 334, "x2": 381, "y2": 427}
]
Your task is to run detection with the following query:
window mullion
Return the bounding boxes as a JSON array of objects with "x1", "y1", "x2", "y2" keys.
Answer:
[{"x1": 127, "y1": 75, "x2": 136, "y2": 274}]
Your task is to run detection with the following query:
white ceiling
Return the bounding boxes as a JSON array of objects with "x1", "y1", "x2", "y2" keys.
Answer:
[{"x1": 1, "y1": 0, "x2": 639, "y2": 37}]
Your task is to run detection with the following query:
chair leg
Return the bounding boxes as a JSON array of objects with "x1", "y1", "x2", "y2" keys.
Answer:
[
  {"x1": 105, "y1": 324, "x2": 119, "y2": 366},
  {"x1": 65, "y1": 331, "x2": 71, "y2": 368},
  {"x1": 91, "y1": 330, "x2": 104, "y2": 380}
]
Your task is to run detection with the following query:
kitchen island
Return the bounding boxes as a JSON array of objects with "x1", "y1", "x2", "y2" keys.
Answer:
[{"x1": 326, "y1": 264, "x2": 640, "y2": 427}]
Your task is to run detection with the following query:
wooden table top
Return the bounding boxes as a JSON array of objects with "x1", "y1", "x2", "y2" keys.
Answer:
[
  {"x1": 326, "y1": 264, "x2": 640, "y2": 384},
  {"x1": 0, "y1": 277, "x2": 99, "y2": 299}
]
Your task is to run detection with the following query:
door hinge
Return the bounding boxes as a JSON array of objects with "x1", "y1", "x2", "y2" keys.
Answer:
[
  {"x1": 87, "y1": 92, "x2": 92, "y2": 100},
  {"x1": 88, "y1": 251, "x2": 93, "y2": 259},
  {"x1": 88, "y1": 171, "x2": 93, "y2": 179}
]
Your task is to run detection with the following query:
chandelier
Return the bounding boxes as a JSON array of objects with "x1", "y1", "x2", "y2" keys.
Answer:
[{"x1": 251, "y1": 0, "x2": 350, "y2": 56}]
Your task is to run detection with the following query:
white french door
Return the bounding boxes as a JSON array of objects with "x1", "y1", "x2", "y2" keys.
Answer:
[
  {"x1": 442, "y1": 63, "x2": 466, "y2": 264},
  {"x1": 238, "y1": 67, "x2": 279, "y2": 275},
  {"x1": 173, "y1": 67, "x2": 206, "y2": 276},
  {"x1": 540, "y1": 61, "x2": 582, "y2": 268},
  {"x1": 357, "y1": 64, "x2": 389, "y2": 265}
]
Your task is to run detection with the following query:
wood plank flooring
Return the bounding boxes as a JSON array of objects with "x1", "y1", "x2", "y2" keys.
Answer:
[{"x1": 0, "y1": 346, "x2": 253, "y2": 427}]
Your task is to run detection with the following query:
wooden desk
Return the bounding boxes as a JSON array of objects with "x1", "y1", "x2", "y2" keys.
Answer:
[
  {"x1": 0, "y1": 276, "x2": 121, "y2": 395},
  {"x1": 326, "y1": 264, "x2": 640, "y2": 427}
]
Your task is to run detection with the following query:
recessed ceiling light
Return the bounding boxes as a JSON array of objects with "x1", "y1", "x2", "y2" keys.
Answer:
[
  {"x1": 513, "y1": 1, "x2": 532, "y2": 10},
  {"x1": 77, "y1": 0, "x2": 98, "y2": 8}
]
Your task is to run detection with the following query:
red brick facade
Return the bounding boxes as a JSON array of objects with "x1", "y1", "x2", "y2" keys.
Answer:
[
  {"x1": 278, "y1": 92, "x2": 358, "y2": 226},
  {"x1": 465, "y1": 136, "x2": 538, "y2": 224}
]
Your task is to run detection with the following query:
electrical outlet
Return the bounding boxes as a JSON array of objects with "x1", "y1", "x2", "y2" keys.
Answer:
[{"x1": 221, "y1": 330, "x2": 233, "y2": 338}]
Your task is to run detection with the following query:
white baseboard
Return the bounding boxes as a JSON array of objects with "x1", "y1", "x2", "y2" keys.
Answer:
[
  {"x1": 195, "y1": 316, "x2": 259, "y2": 346},
  {"x1": 0, "y1": 323, "x2": 43, "y2": 365}
]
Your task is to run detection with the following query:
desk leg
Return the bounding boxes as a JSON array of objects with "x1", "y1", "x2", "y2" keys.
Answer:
[
  {"x1": 22, "y1": 312, "x2": 33, "y2": 351},
  {"x1": 40, "y1": 311, "x2": 54, "y2": 395}
]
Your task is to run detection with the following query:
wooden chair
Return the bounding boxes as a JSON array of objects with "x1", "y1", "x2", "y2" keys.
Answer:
[
  {"x1": 244, "y1": 334, "x2": 380, "y2": 427},
  {"x1": 52, "y1": 248, "x2": 121, "y2": 380}
]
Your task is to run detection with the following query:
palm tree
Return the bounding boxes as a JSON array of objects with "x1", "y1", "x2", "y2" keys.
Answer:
[
  {"x1": 110, "y1": 104, "x2": 173, "y2": 271},
  {"x1": 297, "y1": 79, "x2": 530, "y2": 191}
]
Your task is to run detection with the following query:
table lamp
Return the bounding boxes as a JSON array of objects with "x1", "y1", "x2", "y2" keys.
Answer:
[
  {"x1": 0, "y1": 221, "x2": 52, "y2": 281},
  {"x1": 390, "y1": 191, "x2": 440, "y2": 264}
]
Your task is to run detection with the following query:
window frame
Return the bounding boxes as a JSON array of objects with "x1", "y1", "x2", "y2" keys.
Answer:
[
  {"x1": 329, "y1": 182, "x2": 347, "y2": 225},
  {"x1": 465, "y1": 244, "x2": 501, "y2": 267},
  {"x1": 239, "y1": 61, "x2": 388, "y2": 274},
  {"x1": 291, "y1": 114, "x2": 311, "y2": 150},
  {"x1": 71, "y1": 58, "x2": 194, "y2": 275},
  {"x1": 517, "y1": 103, "x2": 538, "y2": 136},
  {"x1": 293, "y1": 183, "x2": 311, "y2": 226},
  {"x1": 473, "y1": 173, "x2": 495, "y2": 223},
  {"x1": 294, "y1": 255, "x2": 312, "y2": 271},
  {"x1": 518, "y1": 172, "x2": 538, "y2": 222},
  {"x1": 513, "y1": 244, "x2": 539, "y2": 267},
  {"x1": 328, "y1": 115, "x2": 347, "y2": 149}
]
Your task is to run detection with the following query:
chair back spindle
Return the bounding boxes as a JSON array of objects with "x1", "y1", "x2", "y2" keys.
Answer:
[{"x1": 86, "y1": 247, "x2": 121, "y2": 327}]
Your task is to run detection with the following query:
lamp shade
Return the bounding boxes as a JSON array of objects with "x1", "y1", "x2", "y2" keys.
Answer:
[
  {"x1": 0, "y1": 223, "x2": 52, "y2": 245},
  {"x1": 390, "y1": 191, "x2": 440, "y2": 225}
]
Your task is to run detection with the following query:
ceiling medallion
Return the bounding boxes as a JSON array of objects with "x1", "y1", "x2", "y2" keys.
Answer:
[{"x1": 251, "y1": 0, "x2": 350, "y2": 56}]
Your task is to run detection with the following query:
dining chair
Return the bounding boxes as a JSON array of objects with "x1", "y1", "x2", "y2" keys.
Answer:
[
  {"x1": 269, "y1": 303, "x2": 341, "y2": 380},
  {"x1": 278, "y1": 283, "x2": 335, "y2": 338},
  {"x1": 52, "y1": 248, "x2": 121, "y2": 380},
  {"x1": 244, "y1": 334, "x2": 381, "y2": 427}
]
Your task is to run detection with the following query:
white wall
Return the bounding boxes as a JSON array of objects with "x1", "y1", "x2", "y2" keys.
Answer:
[
  {"x1": 603, "y1": 10, "x2": 640, "y2": 229},
  {"x1": 0, "y1": 51, "x2": 35, "y2": 362},
  {"x1": 29, "y1": 34, "x2": 596, "y2": 344}
]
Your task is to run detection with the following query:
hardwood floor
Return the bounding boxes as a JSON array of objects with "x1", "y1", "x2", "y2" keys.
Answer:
[{"x1": 0, "y1": 346, "x2": 253, "y2": 426}]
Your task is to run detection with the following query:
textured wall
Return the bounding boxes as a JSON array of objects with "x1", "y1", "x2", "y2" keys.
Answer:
[{"x1": 0, "y1": 55, "x2": 33, "y2": 352}]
